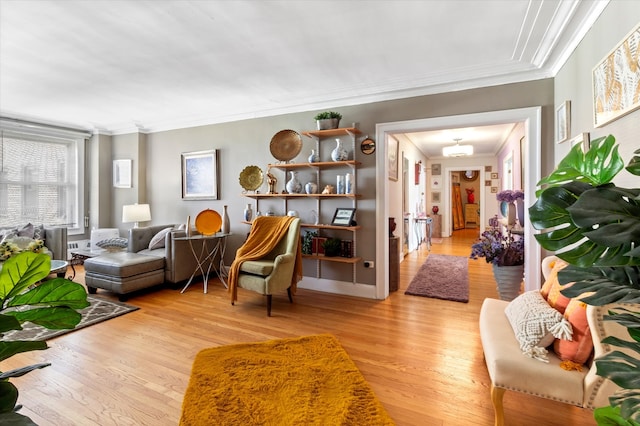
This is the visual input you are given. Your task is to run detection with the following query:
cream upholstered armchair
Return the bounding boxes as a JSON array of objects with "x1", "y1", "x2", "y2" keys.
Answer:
[{"x1": 231, "y1": 217, "x2": 301, "y2": 316}]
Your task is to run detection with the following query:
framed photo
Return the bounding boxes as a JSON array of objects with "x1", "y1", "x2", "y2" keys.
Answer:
[
  {"x1": 555, "y1": 101, "x2": 571, "y2": 143},
  {"x1": 485, "y1": 180, "x2": 491, "y2": 187},
  {"x1": 431, "y1": 191, "x2": 441, "y2": 203},
  {"x1": 484, "y1": 165, "x2": 492, "y2": 172},
  {"x1": 491, "y1": 187, "x2": 498, "y2": 193},
  {"x1": 113, "y1": 159, "x2": 132, "y2": 188},
  {"x1": 388, "y1": 137, "x2": 398, "y2": 181},
  {"x1": 181, "y1": 149, "x2": 219, "y2": 200},
  {"x1": 432, "y1": 163, "x2": 441, "y2": 176},
  {"x1": 490, "y1": 172, "x2": 498, "y2": 179},
  {"x1": 593, "y1": 24, "x2": 640, "y2": 127},
  {"x1": 431, "y1": 177, "x2": 442, "y2": 190},
  {"x1": 331, "y1": 208, "x2": 356, "y2": 226},
  {"x1": 569, "y1": 132, "x2": 591, "y2": 151}
]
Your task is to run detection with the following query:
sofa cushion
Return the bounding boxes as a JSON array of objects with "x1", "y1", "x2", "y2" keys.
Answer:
[
  {"x1": 239, "y1": 260, "x2": 275, "y2": 276},
  {"x1": 148, "y1": 227, "x2": 172, "y2": 250},
  {"x1": 84, "y1": 252, "x2": 164, "y2": 278},
  {"x1": 505, "y1": 291, "x2": 573, "y2": 361},
  {"x1": 554, "y1": 298, "x2": 594, "y2": 365}
]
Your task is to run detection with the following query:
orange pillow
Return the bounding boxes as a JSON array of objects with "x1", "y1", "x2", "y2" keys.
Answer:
[
  {"x1": 553, "y1": 298, "x2": 594, "y2": 365},
  {"x1": 540, "y1": 259, "x2": 571, "y2": 313}
]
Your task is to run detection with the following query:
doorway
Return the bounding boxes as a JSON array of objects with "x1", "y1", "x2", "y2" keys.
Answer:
[{"x1": 376, "y1": 107, "x2": 542, "y2": 299}]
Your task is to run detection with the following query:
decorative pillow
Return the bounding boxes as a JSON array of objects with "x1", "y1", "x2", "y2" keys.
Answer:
[
  {"x1": 505, "y1": 290, "x2": 573, "y2": 362},
  {"x1": 96, "y1": 237, "x2": 129, "y2": 250},
  {"x1": 16, "y1": 223, "x2": 35, "y2": 238},
  {"x1": 148, "y1": 227, "x2": 172, "y2": 250},
  {"x1": 554, "y1": 297, "x2": 594, "y2": 365},
  {"x1": 540, "y1": 258, "x2": 568, "y2": 300}
]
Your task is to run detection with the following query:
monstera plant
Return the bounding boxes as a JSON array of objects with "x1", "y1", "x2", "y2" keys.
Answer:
[
  {"x1": 529, "y1": 135, "x2": 640, "y2": 425},
  {"x1": 0, "y1": 251, "x2": 89, "y2": 425}
]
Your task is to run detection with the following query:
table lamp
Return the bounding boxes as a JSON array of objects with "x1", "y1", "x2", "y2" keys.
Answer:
[{"x1": 122, "y1": 203, "x2": 151, "y2": 228}]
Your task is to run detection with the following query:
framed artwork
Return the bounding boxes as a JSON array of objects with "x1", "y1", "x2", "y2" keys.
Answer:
[
  {"x1": 484, "y1": 165, "x2": 492, "y2": 172},
  {"x1": 181, "y1": 149, "x2": 219, "y2": 200},
  {"x1": 113, "y1": 159, "x2": 132, "y2": 188},
  {"x1": 491, "y1": 187, "x2": 498, "y2": 193},
  {"x1": 431, "y1": 177, "x2": 442, "y2": 190},
  {"x1": 331, "y1": 208, "x2": 356, "y2": 226},
  {"x1": 569, "y1": 132, "x2": 591, "y2": 151},
  {"x1": 593, "y1": 24, "x2": 640, "y2": 127},
  {"x1": 485, "y1": 180, "x2": 491, "y2": 187},
  {"x1": 432, "y1": 163, "x2": 441, "y2": 176},
  {"x1": 388, "y1": 137, "x2": 398, "y2": 181},
  {"x1": 490, "y1": 172, "x2": 498, "y2": 179},
  {"x1": 431, "y1": 191, "x2": 441, "y2": 203},
  {"x1": 555, "y1": 101, "x2": 571, "y2": 143}
]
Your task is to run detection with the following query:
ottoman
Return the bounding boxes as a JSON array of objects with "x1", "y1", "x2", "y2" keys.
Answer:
[{"x1": 84, "y1": 252, "x2": 165, "y2": 301}]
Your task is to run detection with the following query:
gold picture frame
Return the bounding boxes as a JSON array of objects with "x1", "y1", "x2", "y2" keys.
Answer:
[{"x1": 593, "y1": 24, "x2": 640, "y2": 127}]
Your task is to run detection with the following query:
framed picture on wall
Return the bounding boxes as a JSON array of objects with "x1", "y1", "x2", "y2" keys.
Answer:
[
  {"x1": 431, "y1": 163, "x2": 441, "y2": 176},
  {"x1": 555, "y1": 101, "x2": 571, "y2": 143},
  {"x1": 388, "y1": 137, "x2": 398, "y2": 181},
  {"x1": 113, "y1": 159, "x2": 132, "y2": 188},
  {"x1": 181, "y1": 149, "x2": 219, "y2": 200},
  {"x1": 431, "y1": 191, "x2": 441, "y2": 203}
]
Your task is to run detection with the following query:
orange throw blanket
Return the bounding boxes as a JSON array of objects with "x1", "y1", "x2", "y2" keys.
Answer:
[{"x1": 228, "y1": 216, "x2": 302, "y2": 303}]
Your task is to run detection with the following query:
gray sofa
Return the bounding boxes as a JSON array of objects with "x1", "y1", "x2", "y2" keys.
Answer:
[
  {"x1": 84, "y1": 224, "x2": 217, "y2": 300},
  {"x1": 0, "y1": 225, "x2": 67, "y2": 261}
]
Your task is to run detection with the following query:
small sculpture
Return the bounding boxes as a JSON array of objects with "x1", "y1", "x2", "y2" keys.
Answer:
[
  {"x1": 267, "y1": 173, "x2": 277, "y2": 194},
  {"x1": 321, "y1": 184, "x2": 334, "y2": 194}
]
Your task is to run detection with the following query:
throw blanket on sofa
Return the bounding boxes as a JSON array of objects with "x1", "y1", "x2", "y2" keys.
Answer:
[{"x1": 228, "y1": 216, "x2": 302, "y2": 303}]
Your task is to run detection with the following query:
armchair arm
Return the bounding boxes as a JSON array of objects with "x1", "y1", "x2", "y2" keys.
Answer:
[{"x1": 44, "y1": 227, "x2": 68, "y2": 261}]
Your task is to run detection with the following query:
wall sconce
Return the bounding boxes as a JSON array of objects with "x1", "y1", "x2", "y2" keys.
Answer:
[{"x1": 122, "y1": 203, "x2": 151, "y2": 228}]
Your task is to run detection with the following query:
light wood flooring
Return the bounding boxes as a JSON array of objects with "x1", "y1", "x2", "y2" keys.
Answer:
[{"x1": 3, "y1": 228, "x2": 596, "y2": 425}]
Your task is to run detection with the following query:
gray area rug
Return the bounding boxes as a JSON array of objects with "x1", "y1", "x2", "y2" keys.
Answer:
[
  {"x1": 405, "y1": 254, "x2": 469, "y2": 303},
  {"x1": 2, "y1": 295, "x2": 139, "y2": 341}
]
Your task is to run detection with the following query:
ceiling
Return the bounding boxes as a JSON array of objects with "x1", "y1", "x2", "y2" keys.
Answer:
[{"x1": 0, "y1": 0, "x2": 607, "y2": 140}]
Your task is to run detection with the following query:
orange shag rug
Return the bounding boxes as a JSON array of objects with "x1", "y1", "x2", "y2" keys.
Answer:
[{"x1": 179, "y1": 334, "x2": 394, "y2": 425}]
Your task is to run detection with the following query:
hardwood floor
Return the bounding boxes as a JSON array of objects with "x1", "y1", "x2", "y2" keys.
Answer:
[{"x1": 4, "y1": 229, "x2": 596, "y2": 425}]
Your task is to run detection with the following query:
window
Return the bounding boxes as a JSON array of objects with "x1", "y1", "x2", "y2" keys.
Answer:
[{"x1": 0, "y1": 119, "x2": 89, "y2": 234}]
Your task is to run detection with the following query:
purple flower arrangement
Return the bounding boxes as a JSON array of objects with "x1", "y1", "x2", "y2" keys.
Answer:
[
  {"x1": 470, "y1": 228, "x2": 524, "y2": 266},
  {"x1": 496, "y1": 189, "x2": 524, "y2": 203}
]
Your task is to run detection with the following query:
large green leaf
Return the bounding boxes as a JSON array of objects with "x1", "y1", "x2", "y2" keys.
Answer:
[
  {"x1": 0, "y1": 363, "x2": 51, "y2": 380},
  {"x1": 0, "y1": 314, "x2": 22, "y2": 334},
  {"x1": 559, "y1": 266, "x2": 640, "y2": 304},
  {"x1": 0, "y1": 341, "x2": 47, "y2": 363},
  {"x1": 627, "y1": 148, "x2": 640, "y2": 176},
  {"x1": 595, "y1": 405, "x2": 640, "y2": 425},
  {"x1": 0, "y1": 381, "x2": 18, "y2": 414},
  {"x1": 536, "y1": 135, "x2": 624, "y2": 192},
  {"x1": 7, "y1": 279, "x2": 89, "y2": 310},
  {"x1": 6, "y1": 306, "x2": 81, "y2": 330},
  {"x1": 609, "y1": 389, "x2": 640, "y2": 423},
  {"x1": 597, "y1": 351, "x2": 640, "y2": 389},
  {"x1": 0, "y1": 252, "x2": 49, "y2": 302}
]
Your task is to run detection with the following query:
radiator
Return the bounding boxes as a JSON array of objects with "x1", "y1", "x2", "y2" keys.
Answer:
[{"x1": 66, "y1": 239, "x2": 90, "y2": 260}]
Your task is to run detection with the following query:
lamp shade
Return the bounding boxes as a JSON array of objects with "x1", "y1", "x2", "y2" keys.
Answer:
[
  {"x1": 122, "y1": 203, "x2": 151, "y2": 227},
  {"x1": 443, "y1": 139, "x2": 474, "y2": 157}
]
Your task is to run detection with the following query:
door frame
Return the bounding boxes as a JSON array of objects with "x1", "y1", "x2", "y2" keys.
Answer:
[{"x1": 375, "y1": 107, "x2": 541, "y2": 299}]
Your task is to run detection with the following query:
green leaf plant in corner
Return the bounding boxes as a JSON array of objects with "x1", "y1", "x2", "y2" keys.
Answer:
[
  {"x1": 0, "y1": 251, "x2": 89, "y2": 425},
  {"x1": 529, "y1": 135, "x2": 640, "y2": 425}
]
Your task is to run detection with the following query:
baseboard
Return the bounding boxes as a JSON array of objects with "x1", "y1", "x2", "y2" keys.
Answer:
[{"x1": 297, "y1": 277, "x2": 378, "y2": 299}]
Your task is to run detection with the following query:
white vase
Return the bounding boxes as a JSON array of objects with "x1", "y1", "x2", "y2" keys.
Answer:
[
  {"x1": 336, "y1": 175, "x2": 345, "y2": 194},
  {"x1": 305, "y1": 182, "x2": 318, "y2": 194},
  {"x1": 331, "y1": 138, "x2": 348, "y2": 161},
  {"x1": 285, "y1": 171, "x2": 302, "y2": 193},
  {"x1": 243, "y1": 203, "x2": 253, "y2": 222},
  {"x1": 492, "y1": 263, "x2": 524, "y2": 301},
  {"x1": 221, "y1": 205, "x2": 230, "y2": 234},
  {"x1": 345, "y1": 173, "x2": 352, "y2": 194},
  {"x1": 308, "y1": 149, "x2": 319, "y2": 163}
]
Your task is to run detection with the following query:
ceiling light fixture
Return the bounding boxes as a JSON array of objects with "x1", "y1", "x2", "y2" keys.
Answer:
[{"x1": 443, "y1": 138, "x2": 473, "y2": 157}]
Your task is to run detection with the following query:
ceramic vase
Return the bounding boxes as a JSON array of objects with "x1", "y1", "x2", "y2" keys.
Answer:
[
  {"x1": 345, "y1": 173, "x2": 352, "y2": 194},
  {"x1": 516, "y1": 199, "x2": 525, "y2": 227},
  {"x1": 221, "y1": 205, "x2": 230, "y2": 234},
  {"x1": 331, "y1": 138, "x2": 348, "y2": 161},
  {"x1": 336, "y1": 175, "x2": 345, "y2": 194},
  {"x1": 308, "y1": 149, "x2": 319, "y2": 163},
  {"x1": 492, "y1": 263, "x2": 524, "y2": 301},
  {"x1": 243, "y1": 203, "x2": 253, "y2": 222},
  {"x1": 285, "y1": 171, "x2": 302, "y2": 194},
  {"x1": 305, "y1": 182, "x2": 318, "y2": 194}
]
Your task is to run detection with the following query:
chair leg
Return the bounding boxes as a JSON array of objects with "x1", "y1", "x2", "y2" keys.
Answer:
[
  {"x1": 266, "y1": 294, "x2": 272, "y2": 316},
  {"x1": 490, "y1": 384, "x2": 505, "y2": 426},
  {"x1": 287, "y1": 287, "x2": 293, "y2": 303}
]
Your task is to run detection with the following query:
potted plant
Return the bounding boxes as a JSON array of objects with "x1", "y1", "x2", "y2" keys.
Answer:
[
  {"x1": 529, "y1": 135, "x2": 640, "y2": 425},
  {"x1": 470, "y1": 226, "x2": 525, "y2": 301},
  {"x1": 322, "y1": 238, "x2": 342, "y2": 257},
  {"x1": 0, "y1": 252, "x2": 89, "y2": 425},
  {"x1": 314, "y1": 111, "x2": 342, "y2": 130}
]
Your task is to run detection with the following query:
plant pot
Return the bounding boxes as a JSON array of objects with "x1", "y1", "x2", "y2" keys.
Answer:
[
  {"x1": 492, "y1": 263, "x2": 524, "y2": 301},
  {"x1": 316, "y1": 118, "x2": 340, "y2": 130}
]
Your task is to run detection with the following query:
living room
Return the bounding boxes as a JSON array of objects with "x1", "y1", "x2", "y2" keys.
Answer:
[{"x1": 1, "y1": 1, "x2": 640, "y2": 425}]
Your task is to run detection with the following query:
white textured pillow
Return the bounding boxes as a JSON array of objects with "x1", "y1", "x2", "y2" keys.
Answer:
[
  {"x1": 505, "y1": 290, "x2": 573, "y2": 362},
  {"x1": 148, "y1": 227, "x2": 172, "y2": 250}
]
